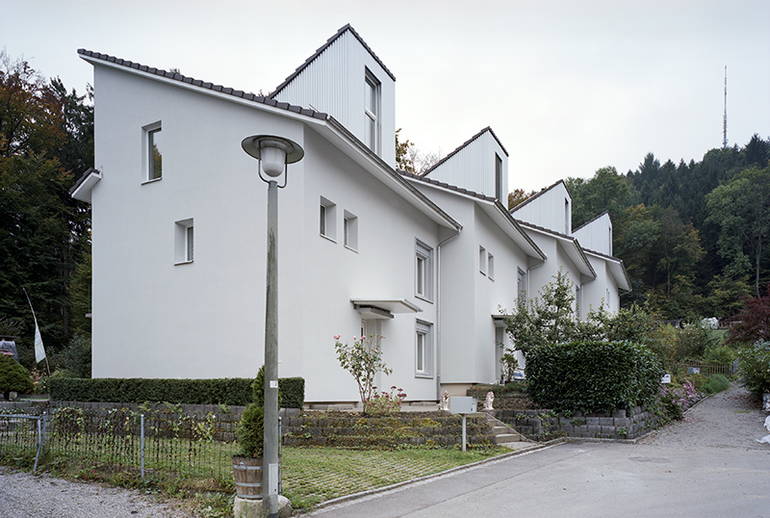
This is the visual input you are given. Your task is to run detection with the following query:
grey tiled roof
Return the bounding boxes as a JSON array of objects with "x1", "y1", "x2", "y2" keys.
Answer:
[
  {"x1": 400, "y1": 171, "x2": 497, "y2": 202},
  {"x1": 421, "y1": 126, "x2": 509, "y2": 176},
  {"x1": 269, "y1": 23, "x2": 396, "y2": 98},
  {"x1": 77, "y1": 49, "x2": 329, "y2": 121}
]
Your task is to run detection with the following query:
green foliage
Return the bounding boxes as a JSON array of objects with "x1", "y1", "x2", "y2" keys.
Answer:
[
  {"x1": 0, "y1": 355, "x2": 34, "y2": 396},
  {"x1": 52, "y1": 334, "x2": 91, "y2": 378},
  {"x1": 334, "y1": 336, "x2": 392, "y2": 413},
  {"x1": 728, "y1": 285, "x2": 770, "y2": 344},
  {"x1": 525, "y1": 341, "x2": 664, "y2": 413},
  {"x1": 236, "y1": 403, "x2": 264, "y2": 458},
  {"x1": 674, "y1": 325, "x2": 722, "y2": 361},
  {"x1": 499, "y1": 351, "x2": 518, "y2": 384},
  {"x1": 251, "y1": 366, "x2": 305, "y2": 409},
  {"x1": 703, "y1": 345, "x2": 737, "y2": 365},
  {"x1": 737, "y1": 344, "x2": 770, "y2": 396},
  {"x1": 703, "y1": 374, "x2": 730, "y2": 395}
]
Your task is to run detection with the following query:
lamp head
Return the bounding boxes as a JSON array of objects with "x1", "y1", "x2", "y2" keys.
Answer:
[{"x1": 241, "y1": 135, "x2": 304, "y2": 178}]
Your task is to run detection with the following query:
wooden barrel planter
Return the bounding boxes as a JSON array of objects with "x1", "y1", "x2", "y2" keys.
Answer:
[{"x1": 232, "y1": 456, "x2": 263, "y2": 500}]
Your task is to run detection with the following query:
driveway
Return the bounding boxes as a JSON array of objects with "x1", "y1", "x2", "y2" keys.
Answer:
[{"x1": 307, "y1": 385, "x2": 770, "y2": 518}]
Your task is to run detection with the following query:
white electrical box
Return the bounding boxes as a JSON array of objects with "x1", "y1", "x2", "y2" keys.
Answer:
[{"x1": 448, "y1": 396, "x2": 476, "y2": 414}]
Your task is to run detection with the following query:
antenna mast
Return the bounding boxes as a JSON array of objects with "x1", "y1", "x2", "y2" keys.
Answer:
[{"x1": 722, "y1": 65, "x2": 728, "y2": 149}]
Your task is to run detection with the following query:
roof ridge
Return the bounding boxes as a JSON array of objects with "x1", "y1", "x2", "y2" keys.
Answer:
[
  {"x1": 509, "y1": 179, "x2": 567, "y2": 213},
  {"x1": 269, "y1": 23, "x2": 396, "y2": 99},
  {"x1": 77, "y1": 49, "x2": 329, "y2": 121},
  {"x1": 421, "y1": 126, "x2": 508, "y2": 177},
  {"x1": 572, "y1": 210, "x2": 610, "y2": 233}
]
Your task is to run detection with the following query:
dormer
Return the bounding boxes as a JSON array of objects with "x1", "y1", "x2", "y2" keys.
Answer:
[
  {"x1": 270, "y1": 24, "x2": 396, "y2": 166},
  {"x1": 421, "y1": 127, "x2": 509, "y2": 200},
  {"x1": 572, "y1": 211, "x2": 613, "y2": 256},
  {"x1": 510, "y1": 180, "x2": 572, "y2": 234}
]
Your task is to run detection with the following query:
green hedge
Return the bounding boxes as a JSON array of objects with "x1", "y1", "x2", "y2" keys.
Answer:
[
  {"x1": 738, "y1": 343, "x2": 770, "y2": 396},
  {"x1": 526, "y1": 341, "x2": 663, "y2": 413},
  {"x1": 49, "y1": 376, "x2": 305, "y2": 408}
]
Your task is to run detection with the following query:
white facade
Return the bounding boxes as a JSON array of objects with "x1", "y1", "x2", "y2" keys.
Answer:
[
  {"x1": 573, "y1": 212, "x2": 613, "y2": 256},
  {"x1": 74, "y1": 25, "x2": 631, "y2": 404},
  {"x1": 421, "y1": 128, "x2": 509, "y2": 200},
  {"x1": 511, "y1": 180, "x2": 573, "y2": 235}
]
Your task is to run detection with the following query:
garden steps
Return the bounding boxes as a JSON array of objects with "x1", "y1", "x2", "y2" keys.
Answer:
[{"x1": 483, "y1": 411, "x2": 529, "y2": 444}]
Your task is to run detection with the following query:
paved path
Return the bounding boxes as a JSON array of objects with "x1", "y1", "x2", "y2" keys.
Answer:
[
  {"x1": 306, "y1": 385, "x2": 770, "y2": 518},
  {"x1": 0, "y1": 468, "x2": 188, "y2": 518}
]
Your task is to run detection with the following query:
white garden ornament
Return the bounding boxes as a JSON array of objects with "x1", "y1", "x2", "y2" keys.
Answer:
[
  {"x1": 483, "y1": 391, "x2": 495, "y2": 411},
  {"x1": 757, "y1": 415, "x2": 770, "y2": 445}
]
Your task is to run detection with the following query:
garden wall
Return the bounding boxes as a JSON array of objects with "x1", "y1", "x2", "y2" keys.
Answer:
[{"x1": 494, "y1": 406, "x2": 658, "y2": 441}]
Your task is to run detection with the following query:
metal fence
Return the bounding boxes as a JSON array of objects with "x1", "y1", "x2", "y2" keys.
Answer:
[
  {"x1": 673, "y1": 361, "x2": 736, "y2": 376},
  {"x1": 0, "y1": 407, "x2": 241, "y2": 489}
]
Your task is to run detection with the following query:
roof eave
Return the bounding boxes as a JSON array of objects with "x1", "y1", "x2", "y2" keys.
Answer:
[{"x1": 70, "y1": 167, "x2": 102, "y2": 203}]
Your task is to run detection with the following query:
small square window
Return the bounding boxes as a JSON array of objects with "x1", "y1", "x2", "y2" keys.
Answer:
[
  {"x1": 320, "y1": 197, "x2": 336, "y2": 241},
  {"x1": 488, "y1": 252, "x2": 495, "y2": 280},
  {"x1": 174, "y1": 218, "x2": 194, "y2": 264},
  {"x1": 344, "y1": 211, "x2": 358, "y2": 250},
  {"x1": 416, "y1": 240, "x2": 434, "y2": 301},
  {"x1": 479, "y1": 246, "x2": 487, "y2": 276},
  {"x1": 144, "y1": 123, "x2": 163, "y2": 182}
]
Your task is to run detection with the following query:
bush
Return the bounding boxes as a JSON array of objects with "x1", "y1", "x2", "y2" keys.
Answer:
[
  {"x1": 703, "y1": 345, "x2": 737, "y2": 365},
  {"x1": 0, "y1": 355, "x2": 34, "y2": 398},
  {"x1": 675, "y1": 325, "x2": 721, "y2": 361},
  {"x1": 703, "y1": 374, "x2": 730, "y2": 394},
  {"x1": 252, "y1": 366, "x2": 305, "y2": 409},
  {"x1": 49, "y1": 376, "x2": 304, "y2": 407},
  {"x1": 526, "y1": 341, "x2": 663, "y2": 413},
  {"x1": 236, "y1": 403, "x2": 264, "y2": 458},
  {"x1": 738, "y1": 344, "x2": 770, "y2": 396},
  {"x1": 52, "y1": 334, "x2": 91, "y2": 378}
]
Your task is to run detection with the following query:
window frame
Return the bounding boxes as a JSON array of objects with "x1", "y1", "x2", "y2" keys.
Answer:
[
  {"x1": 517, "y1": 267, "x2": 527, "y2": 306},
  {"x1": 364, "y1": 69, "x2": 381, "y2": 154},
  {"x1": 415, "y1": 320, "x2": 434, "y2": 378},
  {"x1": 487, "y1": 252, "x2": 495, "y2": 280},
  {"x1": 143, "y1": 122, "x2": 163, "y2": 183},
  {"x1": 343, "y1": 210, "x2": 359, "y2": 251},
  {"x1": 415, "y1": 240, "x2": 434, "y2": 302},
  {"x1": 319, "y1": 196, "x2": 337, "y2": 242},
  {"x1": 174, "y1": 218, "x2": 194, "y2": 265},
  {"x1": 494, "y1": 153, "x2": 504, "y2": 200},
  {"x1": 479, "y1": 245, "x2": 487, "y2": 276}
]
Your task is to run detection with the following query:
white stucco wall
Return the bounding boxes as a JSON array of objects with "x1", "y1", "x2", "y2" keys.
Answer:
[
  {"x1": 90, "y1": 64, "x2": 443, "y2": 403},
  {"x1": 424, "y1": 130, "x2": 508, "y2": 199},
  {"x1": 511, "y1": 181, "x2": 572, "y2": 234},
  {"x1": 582, "y1": 255, "x2": 621, "y2": 315},
  {"x1": 573, "y1": 213, "x2": 613, "y2": 256},
  {"x1": 273, "y1": 29, "x2": 397, "y2": 167}
]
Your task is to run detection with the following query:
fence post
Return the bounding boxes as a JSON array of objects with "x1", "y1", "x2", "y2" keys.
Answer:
[
  {"x1": 33, "y1": 417, "x2": 42, "y2": 472},
  {"x1": 140, "y1": 414, "x2": 145, "y2": 480}
]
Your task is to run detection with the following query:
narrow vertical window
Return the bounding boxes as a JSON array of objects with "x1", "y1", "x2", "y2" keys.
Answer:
[
  {"x1": 517, "y1": 267, "x2": 527, "y2": 306},
  {"x1": 415, "y1": 240, "x2": 434, "y2": 300},
  {"x1": 320, "y1": 197, "x2": 336, "y2": 240},
  {"x1": 495, "y1": 154, "x2": 503, "y2": 200},
  {"x1": 147, "y1": 125, "x2": 163, "y2": 181},
  {"x1": 564, "y1": 198, "x2": 570, "y2": 233},
  {"x1": 488, "y1": 252, "x2": 495, "y2": 280},
  {"x1": 479, "y1": 246, "x2": 487, "y2": 275},
  {"x1": 344, "y1": 211, "x2": 358, "y2": 250},
  {"x1": 415, "y1": 321, "x2": 434, "y2": 377},
  {"x1": 185, "y1": 225, "x2": 194, "y2": 262},
  {"x1": 364, "y1": 70, "x2": 380, "y2": 154},
  {"x1": 174, "y1": 218, "x2": 193, "y2": 264},
  {"x1": 575, "y1": 285, "x2": 582, "y2": 320},
  {"x1": 608, "y1": 226, "x2": 613, "y2": 255}
]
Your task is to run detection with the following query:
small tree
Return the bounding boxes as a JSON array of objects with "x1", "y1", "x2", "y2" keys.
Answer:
[
  {"x1": 500, "y1": 350, "x2": 518, "y2": 384},
  {"x1": 728, "y1": 285, "x2": 770, "y2": 344},
  {"x1": 0, "y1": 355, "x2": 33, "y2": 399},
  {"x1": 334, "y1": 335, "x2": 392, "y2": 413}
]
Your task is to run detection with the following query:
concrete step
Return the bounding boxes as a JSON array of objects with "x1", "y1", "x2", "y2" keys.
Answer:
[
  {"x1": 492, "y1": 425, "x2": 510, "y2": 434},
  {"x1": 494, "y1": 433, "x2": 521, "y2": 444},
  {"x1": 498, "y1": 441, "x2": 537, "y2": 450}
]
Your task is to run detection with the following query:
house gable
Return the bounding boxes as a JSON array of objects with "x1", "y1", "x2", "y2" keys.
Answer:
[
  {"x1": 573, "y1": 211, "x2": 613, "y2": 256},
  {"x1": 510, "y1": 179, "x2": 573, "y2": 234}
]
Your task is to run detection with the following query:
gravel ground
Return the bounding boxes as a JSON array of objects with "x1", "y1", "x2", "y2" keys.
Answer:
[
  {"x1": 0, "y1": 468, "x2": 193, "y2": 518},
  {"x1": 639, "y1": 383, "x2": 769, "y2": 450}
]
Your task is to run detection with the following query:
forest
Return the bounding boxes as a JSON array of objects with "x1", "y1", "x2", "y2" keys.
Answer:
[{"x1": 1, "y1": 52, "x2": 768, "y2": 372}]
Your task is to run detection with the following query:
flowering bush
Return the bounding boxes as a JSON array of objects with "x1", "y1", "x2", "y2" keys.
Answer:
[
  {"x1": 659, "y1": 380, "x2": 703, "y2": 421},
  {"x1": 333, "y1": 335, "x2": 392, "y2": 413},
  {"x1": 366, "y1": 386, "x2": 407, "y2": 415}
]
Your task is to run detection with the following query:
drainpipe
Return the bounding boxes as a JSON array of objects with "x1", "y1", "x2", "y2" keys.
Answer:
[{"x1": 435, "y1": 230, "x2": 460, "y2": 401}]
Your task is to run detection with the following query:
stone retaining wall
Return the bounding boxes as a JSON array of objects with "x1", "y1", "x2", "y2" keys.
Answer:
[{"x1": 494, "y1": 406, "x2": 657, "y2": 440}]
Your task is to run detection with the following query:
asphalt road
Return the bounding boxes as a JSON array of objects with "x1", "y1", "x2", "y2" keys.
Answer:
[{"x1": 307, "y1": 386, "x2": 770, "y2": 518}]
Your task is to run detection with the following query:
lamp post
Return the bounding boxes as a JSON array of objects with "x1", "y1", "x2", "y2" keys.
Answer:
[{"x1": 241, "y1": 135, "x2": 304, "y2": 518}]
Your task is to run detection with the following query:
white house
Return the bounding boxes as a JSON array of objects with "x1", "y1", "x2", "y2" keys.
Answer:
[{"x1": 71, "y1": 24, "x2": 630, "y2": 404}]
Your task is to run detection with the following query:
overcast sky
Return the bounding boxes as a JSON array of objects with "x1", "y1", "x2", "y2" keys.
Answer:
[{"x1": 3, "y1": 0, "x2": 769, "y2": 190}]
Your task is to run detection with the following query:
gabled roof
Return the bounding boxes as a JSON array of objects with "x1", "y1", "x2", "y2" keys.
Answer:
[
  {"x1": 269, "y1": 24, "x2": 396, "y2": 98},
  {"x1": 514, "y1": 219, "x2": 597, "y2": 280},
  {"x1": 401, "y1": 172, "x2": 546, "y2": 262},
  {"x1": 74, "y1": 50, "x2": 461, "y2": 232},
  {"x1": 572, "y1": 210, "x2": 610, "y2": 233},
  {"x1": 421, "y1": 126, "x2": 509, "y2": 176},
  {"x1": 582, "y1": 247, "x2": 632, "y2": 292},
  {"x1": 509, "y1": 179, "x2": 569, "y2": 213}
]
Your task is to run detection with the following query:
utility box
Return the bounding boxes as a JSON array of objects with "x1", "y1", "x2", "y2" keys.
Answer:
[{"x1": 448, "y1": 396, "x2": 476, "y2": 414}]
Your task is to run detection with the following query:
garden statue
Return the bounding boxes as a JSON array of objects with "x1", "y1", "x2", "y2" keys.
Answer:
[
  {"x1": 763, "y1": 393, "x2": 770, "y2": 412},
  {"x1": 483, "y1": 391, "x2": 495, "y2": 411},
  {"x1": 757, "y1": 415, "x2": 770, "y2": 445},
  {"x1": 440, "y1": 391, "x2": 450, "y2": 411}
]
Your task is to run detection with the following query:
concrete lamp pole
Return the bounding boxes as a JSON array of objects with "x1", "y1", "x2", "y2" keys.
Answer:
[{"x1": 241, "y1": 135, "x2": 304, "y2": 518}]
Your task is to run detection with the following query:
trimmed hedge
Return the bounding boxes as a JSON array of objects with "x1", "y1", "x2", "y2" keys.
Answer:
[
  {"x1": 0, "y1": 355, "x2": 34, "y2": 397},
  {"x1": 49, "y1": 376, "x2": 305, "y2": 408},
  {"x1": 526, "y1": 340, "x2": 663, "y2": 413}
]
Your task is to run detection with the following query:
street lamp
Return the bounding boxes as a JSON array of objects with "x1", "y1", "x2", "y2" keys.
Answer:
[{"x1": 241, "y1": 134, "x2": 304, "y2": 518}]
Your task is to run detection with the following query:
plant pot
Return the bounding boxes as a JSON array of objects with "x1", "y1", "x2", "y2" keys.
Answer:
[{"x1": 232, "y1": 455, "x2": 263, "y2": 500}]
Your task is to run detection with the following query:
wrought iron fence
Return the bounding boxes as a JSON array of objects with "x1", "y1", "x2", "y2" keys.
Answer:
[
  {"x1": 0, "y1": 414, "x2": 45, "y2": 471},
  {"x1": 673, "y1": 361, "x2": 736, "y2": 376}
]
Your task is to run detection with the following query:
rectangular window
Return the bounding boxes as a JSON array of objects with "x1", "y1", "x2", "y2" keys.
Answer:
[
  {"x1": 320, "y1": 197, "x2": 336, "y2": 241},
  {"x1": 564, "y1": 198, "x2": 570, "y2": 233},
  {"x1": 364, "y1": 70, "x2": 380, "y2": 154},
  {"x1": 415, "y1": 321, "x2": 434, "y2": 377},
  {"x1": 488, "y1": 252, "x2": 495, "y2": 280},
  {"x1": 344, "y1": 211, "x2": 358, "y2": 250},
  {"x1": 174, "y1": 218, "x2": 194, "y2": 264},
  {"x1": 495, "y1": 154, "x2": 504, "y2": 200},
  {"x1": 415, "y1": 240, "x2": 434, "y2": 301},
  {"x1": 609, "y1": 226, "x2": 613, "y2": 255},
  {"x1": 479, "y1": 246, "x2": 487, "y2": 276},
  {"x1": 575, "y1": 285, "x2": 582, "y2": 320},
  {"x1": 517, "y1": 267, "x2": 527, "y2": 306},
  {"x1": 147, "y1": 125, "x2": 163, "y2": 181}
]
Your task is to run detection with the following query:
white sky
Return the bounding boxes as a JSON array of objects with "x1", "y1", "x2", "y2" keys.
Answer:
[{"x1": 3, "y1": 0, "x2": 769, "y2": 190}]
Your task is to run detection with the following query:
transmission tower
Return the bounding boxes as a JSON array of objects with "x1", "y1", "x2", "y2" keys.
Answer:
[{"x1": 722, "y1": 65, "x2": 728, "y2": 149}]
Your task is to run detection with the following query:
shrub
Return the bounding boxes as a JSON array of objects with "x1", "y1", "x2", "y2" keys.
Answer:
[
  {"x1": 675, "y1": 325, "x2": 721, "y2": 360},
  {"x1": 366, "y1": 386, "x2": 407, "y2": 415},
  {"x1": 236, "y1": 403, "x2": 264, "y2": 458},
  {"x1": 500, "y1": 351, "x2": 518, "y2": 384},
  {"x1": 738, "y1": 343, "x2": 770, "y2": 396},
  {"x1": 703, "y1": 345, "x2": 737, "y2": 365},
  {"x1": 49, "y1": 377, "x2": 304, "y2": 407},
  {"x1": 252, "y1": 366, "x2": 305, "y2": 409},
  {"x1": 334, "y1": 335, "x2": 391, "y2": 413},
  {"x1": 0, "y1": 355, "x2": 34, "y2": 398},
  {"x1": 703, "y1": 374, "x2": 730, "y2": 394},
  {"x1": 52, "y1": 334, "x2": 91, "y2": 378},
  {"x1": 526, "y1": 341, "x2": 663, "y2": 413}
]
